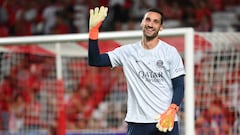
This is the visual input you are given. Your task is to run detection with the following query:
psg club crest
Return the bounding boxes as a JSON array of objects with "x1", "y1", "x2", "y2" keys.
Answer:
[{"x1": 156, "y1": 60, "x2": 164, "y2": 68}]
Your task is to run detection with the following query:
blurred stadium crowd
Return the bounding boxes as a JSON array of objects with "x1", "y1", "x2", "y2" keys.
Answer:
[
  {"x1": 0, "y1": 53, "x2": 128, "y2": 132},
  {"x1": 1, "y1": 0, "x2": 240, "y2": 135},
  {"x1": 0, "y1": 0, "x2": 240, "y2": 37}
]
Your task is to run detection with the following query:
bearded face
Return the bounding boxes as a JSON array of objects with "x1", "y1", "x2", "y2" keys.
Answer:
[
  {"x1": 143, "y1": 25, "x2": 160, "y2": 40},
  {"x1": 141, "y1": 12, "x2": 163, "y2": 41}
]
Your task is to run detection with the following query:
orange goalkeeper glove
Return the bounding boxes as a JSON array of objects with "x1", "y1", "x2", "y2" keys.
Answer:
[
  {"x1": 89, "y1": 6, "x2": 108, "y2": 40},
  {"x1": 156, "y1": 104, "x2": 179, "y2": 132}
]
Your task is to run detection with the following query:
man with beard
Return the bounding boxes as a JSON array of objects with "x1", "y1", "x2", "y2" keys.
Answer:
[{"x1": 87, "y1": 6, "x2": 185, "y2": 135}]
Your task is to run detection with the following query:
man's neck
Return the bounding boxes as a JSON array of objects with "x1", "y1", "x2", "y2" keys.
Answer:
[{"x1": 142, "y1": 37, "x2": 159, "y2": 49}]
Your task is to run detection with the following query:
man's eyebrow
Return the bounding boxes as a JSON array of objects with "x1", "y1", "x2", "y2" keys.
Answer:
[
  {"x1": 154, "y1": 19, "x2": 161, "y2": 23},
  {"x1": 146, "y1": 17, "x2": 160, "y2": 22}
]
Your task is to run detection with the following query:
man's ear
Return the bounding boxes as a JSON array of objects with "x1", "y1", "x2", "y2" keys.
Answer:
[{"x1": 159, "y1": 25, "x2": 163, "y2": 31}]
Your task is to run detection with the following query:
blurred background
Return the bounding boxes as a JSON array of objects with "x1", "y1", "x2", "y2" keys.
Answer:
[
  {"x1": 0, "y1": 0, "x2": 240, "y2": 37},
  {"x1": 0, "y1": 0, "x2": 240, "y2": 135}
]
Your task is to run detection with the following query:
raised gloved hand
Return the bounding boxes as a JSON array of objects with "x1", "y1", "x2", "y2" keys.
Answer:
[
  {"x1": 89, "y1": 6, "x2": 108, "y2": 40},
  {"x1": 155, "y1": 104, "x2": 179, "y2": 132}
]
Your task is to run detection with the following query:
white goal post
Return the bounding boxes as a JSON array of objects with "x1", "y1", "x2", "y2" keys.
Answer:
[{"x1": 0, "y1": 28, "x2": 195, "y2": 135}]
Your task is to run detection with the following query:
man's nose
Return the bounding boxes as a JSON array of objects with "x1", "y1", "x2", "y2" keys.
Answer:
[{"x1": 147, "y1": 21, "x2": 153, "y2": 27}]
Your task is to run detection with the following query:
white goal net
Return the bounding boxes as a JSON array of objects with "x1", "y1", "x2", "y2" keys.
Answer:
[
  {"x1": 0, "y1": 29, "x2": 239, "y2": 135},
  {"x1": 194, "y1": 33, "x2": 240, "y2": 135}
]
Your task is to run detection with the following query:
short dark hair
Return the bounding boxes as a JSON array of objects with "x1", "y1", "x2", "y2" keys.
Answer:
[{"x1": 147, "y1": 8, "x2": 164, "y2": 24}]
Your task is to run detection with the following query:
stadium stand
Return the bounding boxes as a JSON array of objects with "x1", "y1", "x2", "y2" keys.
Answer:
[
  {"x1": 0, "y1": 0, "x2": 240, "y2": 134},
  {"x1": 0, "y1": 0, "x2": 240, "y2": 37}
]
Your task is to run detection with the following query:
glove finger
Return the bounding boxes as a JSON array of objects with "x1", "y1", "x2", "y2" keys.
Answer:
[
  {"x1": 94, "y1": 7, "x2": 99, "y2": 15},
  {"x1": 99, "y1": 6, "x2": 105, "y2": 14},
  {"x1": 167, "y1": 121, "x2": 174, "y2": 131},
  {"x1": 156, "y1": 122, "x2": 160, "y2": 128},
  {"x1": 157, "y1": 124, "x2": 162, "y2": 131},
  {"x1": 160, "y1": 118, "x2": 171, "y2": 131},
  {"x1": 168, "y1": 126, "x2": 173, "y2": 132},
  {"x1": 159, "y1": 125, "x2": 168, "y2": 132},
  {"x1": 159, "y1": 120, "x2": 167, "y2": 132},
  {"x1": 90, "y1": 9, "x2": 94, "y2": 16},
  {"x1": 99, "y1": 6, "x2": 108, "y2": 20},
  {"x1": 103, "y1": 7, "x2": 108, "y2": 17},
  {"x1": 163, "y1": 128, "x2": 168, "y2": 132},
  {"x1": 156, "y1": 122, "x2": 163, "y2": 131}
]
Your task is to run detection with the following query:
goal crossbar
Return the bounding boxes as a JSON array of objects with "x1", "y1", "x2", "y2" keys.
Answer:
[{"x1": 0, "y1": 28, "x2": 193, "y2": 44}]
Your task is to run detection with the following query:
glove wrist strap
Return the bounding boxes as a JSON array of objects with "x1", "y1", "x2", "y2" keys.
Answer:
[
  {"x1": 89, "y1": 28, "x2": 99, "y2": 40},
  {"x1": 169, "y1": 104, "x2": 179, "y2": 112},
  {"x1": 89, "y1": 22, "x2": 103, "y2": 40}
]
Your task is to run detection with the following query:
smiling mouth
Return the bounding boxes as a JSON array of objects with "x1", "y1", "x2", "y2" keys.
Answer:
[
  {"x1": 143, "y1": 27, "x2": 158, "y2": 40},
  {"x1": 145, "y1": 29, "x2": 154, "y2": 36},
  {"x1": 145, "y1": 26, "x2": 154, "y2": 33}
]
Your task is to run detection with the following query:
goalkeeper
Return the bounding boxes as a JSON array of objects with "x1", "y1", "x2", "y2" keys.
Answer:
[{"x1": 88, "y1": 6, "x2": 185, "y2": 135}]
